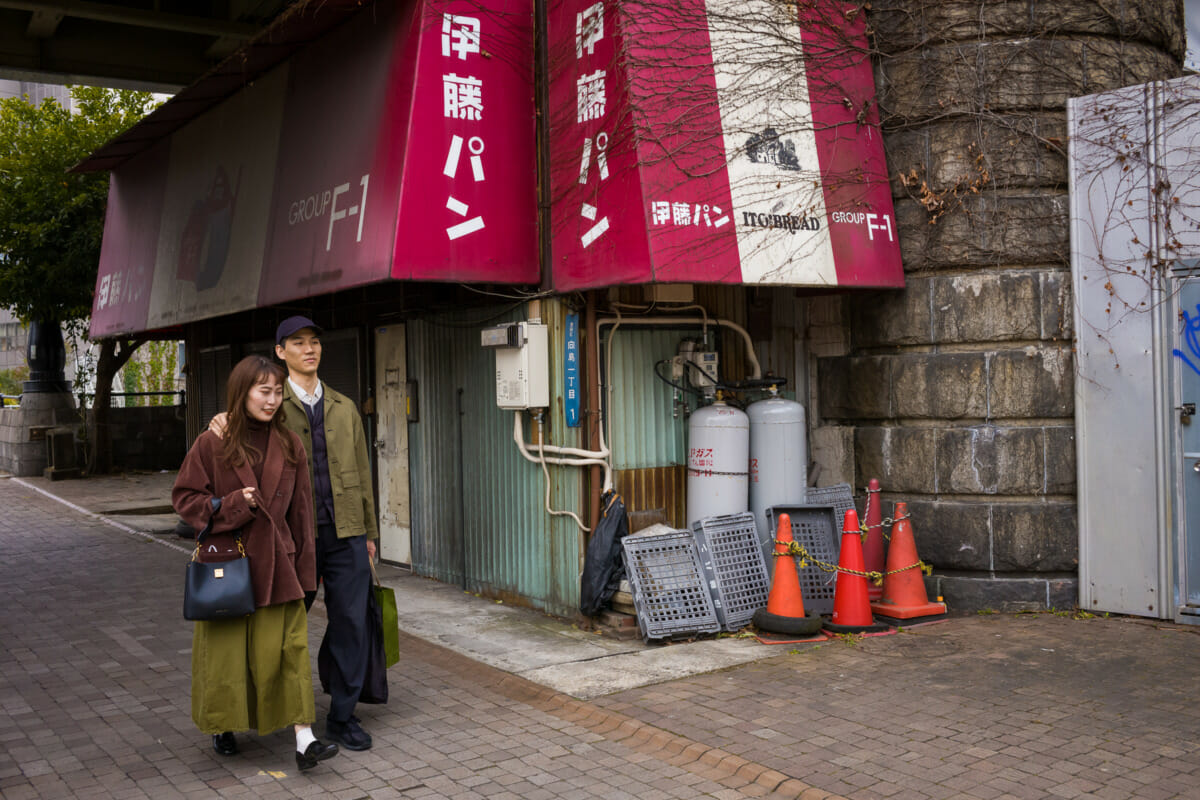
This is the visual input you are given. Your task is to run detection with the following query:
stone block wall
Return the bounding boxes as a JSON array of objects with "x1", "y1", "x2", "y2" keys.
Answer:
[
  {"x1": 812, "y1": 0, "x2": 1186, "y2": 611},
  {"x1": 0, "y1": 401, "x2": 186, "y2": 476},
  {"x1": 87, "y1": 405, "x2": 187, "y2": 472}
]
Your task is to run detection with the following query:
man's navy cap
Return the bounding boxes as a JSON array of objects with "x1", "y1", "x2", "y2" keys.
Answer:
[{"x1": 275, "y1": 315, "x2": 323, "y2": 345}]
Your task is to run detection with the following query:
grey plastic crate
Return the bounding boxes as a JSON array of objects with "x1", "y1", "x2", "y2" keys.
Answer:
[
  {"x1": 803, "y1": 483, "x2": 857, "y2": 532},
  {"x1": 692, "y1": 512, "x2": 771, "y2": 631},
  {"x1": 765, "y1": 505, "x2": 841, "y2": 614},
  {"x1": 755, "y1": 484, "x2": 856, "y2": 567},
  {"x1": 621, "y1": 529, "x2": 721, "y2": 641}
]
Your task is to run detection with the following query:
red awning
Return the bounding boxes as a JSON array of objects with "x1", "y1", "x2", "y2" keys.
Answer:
[
  {"x1": 90, "y1": 0, "x2": 538, "y2": 338},
  {"x1": 546, "y1": 0, "x2": 903, "y2": 290}
]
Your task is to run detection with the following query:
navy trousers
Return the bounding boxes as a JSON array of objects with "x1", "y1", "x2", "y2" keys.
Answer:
[{"x1": 312, "y1": 523, "x2": 370, "y2": 723}]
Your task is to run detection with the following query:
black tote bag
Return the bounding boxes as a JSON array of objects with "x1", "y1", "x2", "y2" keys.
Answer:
[{"x1": 319, "y1": 571, "x2": 388, "y2": 704}]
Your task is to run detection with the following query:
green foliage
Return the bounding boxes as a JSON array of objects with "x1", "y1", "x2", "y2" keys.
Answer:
[
  {"x1": 0, "y1": 86, "x2": 157, "y2": 323},
  {"x1": 0, "y1": 365, "x2": 27, "y2": 398},
  {"x1": 121, "y1": 340, "x2": 178, "y2": 406}
]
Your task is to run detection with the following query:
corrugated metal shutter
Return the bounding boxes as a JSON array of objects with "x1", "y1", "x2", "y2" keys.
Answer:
[
  {"x1": 249, "y1": 327, "x2": 361, "y2": 407},
  {"x1": 197, "y1": 345, "x2": 231, "y2": 431},
  {"x1": 607, "y1": 327, "x2": 690, "y2": 470},
  {"x1": 246, "y1": 338, "x2": 274, "y2": 359},
  {"x1": 406, "y1": 305, "x2": 581, "y2": 617},
  {"x1": 317, "y1": 328, "x2": 361, "y2": 407}
]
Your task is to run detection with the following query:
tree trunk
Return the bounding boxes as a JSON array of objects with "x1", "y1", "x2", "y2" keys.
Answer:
[{"x1": 88, "y1": 337, "x2": 145, "y2": 474}]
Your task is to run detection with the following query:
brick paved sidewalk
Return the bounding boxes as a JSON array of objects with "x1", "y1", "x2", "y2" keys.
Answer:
[
  {"x1": 595, "y1": 612, "x2": 1200, "y2": 800},
  {"x1": 5, "y1": 472, "x2": 1200, "y2": 800},
  {"x1": 0, "y1": 477, "x2": 828, "y2": 800}
]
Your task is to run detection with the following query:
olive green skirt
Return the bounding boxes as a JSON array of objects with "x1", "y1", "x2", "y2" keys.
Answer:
[{"x1": 191, "y1": 599, "x2": 315, "y2": 735}]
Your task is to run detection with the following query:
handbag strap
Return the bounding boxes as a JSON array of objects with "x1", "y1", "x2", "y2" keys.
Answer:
[
  {"x1": 190, "y1": 497, "x2": 246, "y2": 562},
  {"x1": 195, "y1": 497, "x2": 223, "y2": 544},
  {"x1": 190, "y1": 536, "x2": 246, "y2": 563},
  {"x1": 368, "y1": 557, "x2": 381, "y2": 587}
]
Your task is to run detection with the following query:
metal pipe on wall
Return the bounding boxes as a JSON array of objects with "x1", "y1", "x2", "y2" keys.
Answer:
[{"x1": 586, "y1": 292, "x2": 603, "y2": 531}]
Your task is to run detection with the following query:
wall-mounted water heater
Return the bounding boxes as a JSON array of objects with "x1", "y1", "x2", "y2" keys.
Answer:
[{"x1": 482, "y1": 321, "x2": 550, "y2": 409}]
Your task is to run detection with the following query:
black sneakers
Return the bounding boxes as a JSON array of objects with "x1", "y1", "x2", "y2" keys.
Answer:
[{"x1": 325, "y1": 716, "x2": 372, "y2": 751}]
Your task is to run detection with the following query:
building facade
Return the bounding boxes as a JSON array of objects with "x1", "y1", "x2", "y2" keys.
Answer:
[{"x1": 80, "y1": 0, "x2": 1190, "y2": 619}]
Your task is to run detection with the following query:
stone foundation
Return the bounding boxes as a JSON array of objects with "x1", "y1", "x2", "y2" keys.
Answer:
[
  {"x1": 86, "y1": 405, "x2": 187, "y2": 472},
  {"x1": 833, "y1": 0, "x2": 1188, "y2": 611},
  {"x1": 0, "y1": 393, "x2": 79, "y2": 477},
  {"x1": 0, "y1": 400, "x2": 187, "y2": 476}
]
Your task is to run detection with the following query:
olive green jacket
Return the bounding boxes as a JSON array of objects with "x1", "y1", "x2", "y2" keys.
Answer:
[{"x1": 281, "y1": 382, "x2": 378, "y2": 540}]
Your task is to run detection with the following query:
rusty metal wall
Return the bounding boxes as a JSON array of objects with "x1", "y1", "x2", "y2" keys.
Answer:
[
  {"x1": 697, "y1": 284, "x2": 750, "y2": 380},
  {"x1": 614, "y1": 465, "x2": 687, "y2": 528}
]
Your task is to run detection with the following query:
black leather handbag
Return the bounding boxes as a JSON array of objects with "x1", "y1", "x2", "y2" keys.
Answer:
[{"x1": 183, "y1": 497, "x2": 255, "y2": 621}]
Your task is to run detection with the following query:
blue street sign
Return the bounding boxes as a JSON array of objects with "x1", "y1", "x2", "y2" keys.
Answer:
[{"x1": 564, "y1": 313, "x2": 580, "y2": 427}]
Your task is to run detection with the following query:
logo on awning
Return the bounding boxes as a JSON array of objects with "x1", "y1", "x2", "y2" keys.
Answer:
[{"x1": 744, "y1": 127, "x2": 799, "y2": 171}]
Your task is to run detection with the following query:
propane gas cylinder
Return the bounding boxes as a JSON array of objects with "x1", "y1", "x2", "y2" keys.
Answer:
[{"x1": 686, "y1": 399, "x2": 750, "y2": 527}]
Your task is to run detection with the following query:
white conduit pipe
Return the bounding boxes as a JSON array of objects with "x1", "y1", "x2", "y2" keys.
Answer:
[
  {"x1": 513, "y1": 413, "x2": 613, "y2": 533},
  {"x1": 609, "y1": 302, "x2": 710, "y2": 333},
  {"x1": 513, "y1": 410, "x2": 611, "y2": 461},
  {"x1": 594, "y1": 312, "x2": 762, "y2": 478},
  {"x1": 513, "y1": 410, "x2": 609, "y2": 479},
  {"x1": 597, "y1": 315, "x2": 763, "y2": 379},
  {"x1": 538, "y1": 417, "x2": 591, "y2": 532}
]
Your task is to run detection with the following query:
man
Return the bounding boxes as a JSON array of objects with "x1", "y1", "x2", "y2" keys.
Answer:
[
  {"x1": 212, "y1": 315, "x2": 379, "y2": 751},
  {"x1": 274, "y1": 316, "x2": 378, "y2": 751}
]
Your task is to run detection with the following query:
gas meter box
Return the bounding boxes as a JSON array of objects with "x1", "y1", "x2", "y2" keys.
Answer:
[
  {"x1": 483, "y1": 321, "x2": 550, "y2": 409},
  {"x1": 688, "y1": 350, "x2": 719, "y2": 388}
]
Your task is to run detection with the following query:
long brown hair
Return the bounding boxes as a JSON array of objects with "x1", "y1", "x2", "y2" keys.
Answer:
[{"x1": 221, "y1": 355, "x2": 297, "y2": 467}]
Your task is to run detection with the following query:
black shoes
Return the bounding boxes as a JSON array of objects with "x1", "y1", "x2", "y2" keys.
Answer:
[
  {"x1": 325, "y1": 716, "x2": 372, "y2": 751},
  {"x1": 211, "y1": 729, "x2": 338, "y2": 771},
  {"x1": 295, "y1": 739, "x2": 339, "y2": 771},
  {"x1": 212, "y1": 732, "x2": 237, "y2": 756}
]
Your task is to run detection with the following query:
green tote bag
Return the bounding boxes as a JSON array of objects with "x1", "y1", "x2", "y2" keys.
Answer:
[{"x1": 369, "y1": 561, "x2": 400, "y2": 667}]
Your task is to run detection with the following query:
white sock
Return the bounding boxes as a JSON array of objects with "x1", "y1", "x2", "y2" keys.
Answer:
[{"x1": 296, "y1": 726, "x2": 316, "y2": 753}]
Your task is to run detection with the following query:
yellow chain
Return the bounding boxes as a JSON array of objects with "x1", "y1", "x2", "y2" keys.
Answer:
[
  {"x1": 771, "y1": 538, "x2": 931, "y2": 587},
  {"x1": 858, "y1": 512, "x2": 909, "y2": 543}
]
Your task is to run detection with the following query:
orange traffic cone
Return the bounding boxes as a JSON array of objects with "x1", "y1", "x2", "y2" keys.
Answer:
[
  {"x1": 752, "y1": 513, "x2": 823, "y2": 636},
  {"x1": 824, "y1": 509, "x2": 888, "y2": 634},
  {"x1": 870, "y1": 502, "x2": 947, "y2": 620},
  {"x1": 862, "y1": 479, "x2": 886, "y2": 602}
]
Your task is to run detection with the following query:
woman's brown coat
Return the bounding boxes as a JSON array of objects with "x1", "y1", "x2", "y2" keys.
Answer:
[{"x1": 173, "y1": 429, "x2": 316, "y2": 608}]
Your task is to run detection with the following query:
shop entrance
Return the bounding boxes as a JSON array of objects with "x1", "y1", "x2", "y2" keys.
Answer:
[{"x1": 374, "y1": 324, "x2": 412, "y2": 565}]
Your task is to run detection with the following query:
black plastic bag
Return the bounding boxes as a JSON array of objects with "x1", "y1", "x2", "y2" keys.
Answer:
[
  {"x1": 319, "y1": 580, "x2": 388, "y2": 704},
  {"x1": 579, "y1": 491, "x2": 630, "y2": 616}
]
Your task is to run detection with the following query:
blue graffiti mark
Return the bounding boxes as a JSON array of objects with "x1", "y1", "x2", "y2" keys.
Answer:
[
  {"x1": 1174, "y1": 348, "x2": 1200, "y2": 377},
  {"x1": 1175, "y1": 306, "x2": 1200, "y2": 377}
]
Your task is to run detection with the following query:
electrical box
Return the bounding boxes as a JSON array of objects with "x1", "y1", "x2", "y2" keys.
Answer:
[
  {"x1": 643, "y1": 283, "x2": 695, "y2": 304},
  {"x1": 688, "y1": 350, "x2": 719, "y2": 387},
  {"x1": 486, "y1": 322, "x2": 550, "y2": 409}
]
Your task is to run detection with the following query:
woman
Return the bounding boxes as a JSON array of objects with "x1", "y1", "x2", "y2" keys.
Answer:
[{"x1": 173, "y1": 355, "x2": 338, "y2": 771}]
